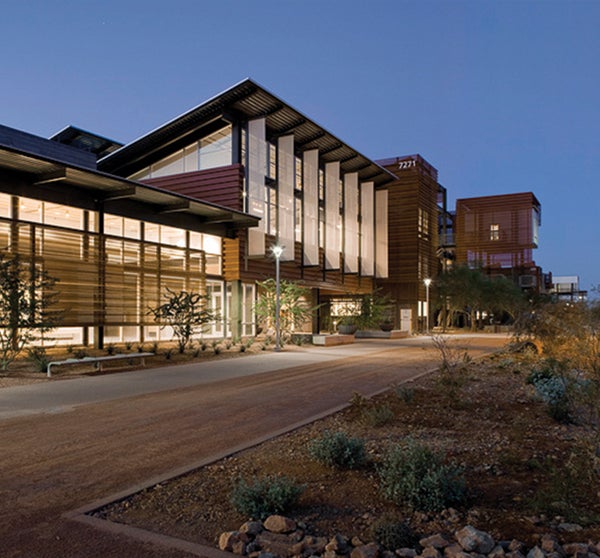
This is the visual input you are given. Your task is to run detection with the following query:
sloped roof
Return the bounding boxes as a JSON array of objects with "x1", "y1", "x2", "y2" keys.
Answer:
[
  {"x1": 0, "y1": 124, "x2": 258, "y2": 237},
  {"x1": 99, "y1": 78, "x2": 396, "y2": 187}
]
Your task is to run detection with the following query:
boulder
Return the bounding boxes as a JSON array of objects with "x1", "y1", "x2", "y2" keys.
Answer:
[
  {"x1": 455, "y1": 526, "x2": 495, "y2": 555},
  {"x1": 264, "y1": 515, "x2": 297, "y2": 534}
]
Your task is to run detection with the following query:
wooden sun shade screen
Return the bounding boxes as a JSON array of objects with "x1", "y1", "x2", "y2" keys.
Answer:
[{"x1": 455, "y1": 192, "x2": 540, "y2": 269}]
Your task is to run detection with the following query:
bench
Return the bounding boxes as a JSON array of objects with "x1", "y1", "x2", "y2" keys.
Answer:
[
  {"x1": 312, "y1": 334, "x2": 355, "y2": 346},
  {"x1": 46, "y1": 352, "x2": 155, "y2": 378}
]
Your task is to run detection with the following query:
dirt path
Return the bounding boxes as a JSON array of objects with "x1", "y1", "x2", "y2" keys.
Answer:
[{"x1": 0, "y1": 336, "x2": 506, "y2": 557}]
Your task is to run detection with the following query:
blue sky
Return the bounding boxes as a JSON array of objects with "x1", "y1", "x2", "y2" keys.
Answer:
[{"x1": 1, "y1": 0, "x2": 598, "y2": 291}]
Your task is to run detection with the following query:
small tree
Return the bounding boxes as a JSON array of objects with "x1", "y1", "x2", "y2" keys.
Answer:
[
  {"x1": 0, "y1": 252, "x2": 62, "y2": 370},
  {"x1": 254, "y1": 279, "x2": 315, "y2": 340},
  {"x1": 148, "y1": 288, "x2": 218, "y2": 353}
]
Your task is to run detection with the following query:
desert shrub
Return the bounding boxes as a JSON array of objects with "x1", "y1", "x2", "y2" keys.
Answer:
[
  {"x1": 309, "y1": 430, "x2": 367, "y2": 469},
  {"x1": 136, "y1": 344, "x2": 145, "y2": 353},
  {"x1": 74, "y1": 349, "x2": 88, "y2": 359},
  {"x1": 379, "y1": 439, "x2": 466, "y2": 512},
  {"x1": 201, "y1": 341, "x2": 207, "y2": 351},
  {"x1": 349, "y1": 391, "x2": 368, "y2": 413},
  {"x1": 528, "y1": 443, "x2": 600, "y2": 524},
  {"x1": 27, "y1": 347, "x2": 50, "y2": 373},
  {"x1": 432, "y1": 335, "x2": 471, "y2": 387},
  {"x1": 164, "y1": 348, "x2": 173, "y2": 360},
  {"x1": 394, "y1": 384, "x2": 415, "y2": 404},
  {"x1": 106, "y1": 343, "x2": 116, "y2": 355},
  {"x1": 231, "y1": 475, "x2": 304, "y2": 520},
  {"x1": 151, "y1": 342, "x2": 159, "y2": 353},
  {"x1": 371, "y1": 518, "x2": 418, "y2": 550},
  {"x1": 526, "y1": 358, "x2": 592, "y2": 424},
  {"x1": 239, "y1": 344, "x2": 246, "y2": 353},
  {"x1": 361, "y1": 403, "x2": 395, "y2": 427},
  {"x1": 245, "y1": 337, "x2": 255, "y2": 349},
  {"x1": 125, "y1": 341, "x2": 133, "y2": 350},
  {"x1": 225, "y1": 340, "x2": 232, "y2": 350},
  {"x1": 533, "y1": 375, "x2": 571, "y2": 422}
]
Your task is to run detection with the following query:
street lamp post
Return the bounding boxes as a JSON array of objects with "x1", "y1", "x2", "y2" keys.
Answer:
[
  {"x1": 424, "y1": 278, "x2": 432, "y2": 335},
  {"x1": 272, "y1": 245, "x2": 284, "y2": 351}
]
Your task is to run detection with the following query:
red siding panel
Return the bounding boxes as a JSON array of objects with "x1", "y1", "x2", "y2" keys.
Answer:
[{"x1": 141, "y1": 164, "x2": 244, "y2": 211}]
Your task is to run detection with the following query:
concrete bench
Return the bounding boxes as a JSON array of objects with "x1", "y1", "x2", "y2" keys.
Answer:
[
  {"x1": 46, "y1": 352, "x2": 155, "y2": 378},
  {"x1": 312, "y1": 334, "x2": 355, "y2": 346}
]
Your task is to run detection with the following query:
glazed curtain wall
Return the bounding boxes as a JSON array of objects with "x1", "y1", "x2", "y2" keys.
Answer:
[{"x1": 0, "y1": 193, "x2": 222, "y2": 345}]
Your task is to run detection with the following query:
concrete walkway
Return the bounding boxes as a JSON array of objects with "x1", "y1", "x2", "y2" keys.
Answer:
[{"x1": 0, "y1": 335, "x2": 450, "y2": 420}]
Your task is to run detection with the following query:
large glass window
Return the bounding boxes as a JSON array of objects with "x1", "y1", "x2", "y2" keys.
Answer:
[
  {"x1": 3, "y1": 196, "x2": 226, "y2": 345},
  {"x1": 0, "y1": 194, "x2": 11, "y2": 218},
  {"x1": 199, "y1": 125, "x2": 232, "y2": 170},
  {"x1": 129, "y1": 124, "x2": 233, "y2": 180}
]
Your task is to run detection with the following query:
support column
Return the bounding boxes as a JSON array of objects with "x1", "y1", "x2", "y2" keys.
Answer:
[{"x1": 229, "y1": 280, "x2": 243, "y2": 340}]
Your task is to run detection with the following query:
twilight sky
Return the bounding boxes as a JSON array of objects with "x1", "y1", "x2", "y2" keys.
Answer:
[{"x1": 1, "y1": 0, "x2": 598, "y2": 291}]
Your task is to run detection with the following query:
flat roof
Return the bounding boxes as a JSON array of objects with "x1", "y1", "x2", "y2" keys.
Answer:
[{"x1": 99, "y1": 78, "x2": 396, "y2": 187}]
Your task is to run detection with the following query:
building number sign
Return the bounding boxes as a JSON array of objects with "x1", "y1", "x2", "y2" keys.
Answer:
[{"x1": 398, "y1": 159, "x2": 416, "y2": 170}]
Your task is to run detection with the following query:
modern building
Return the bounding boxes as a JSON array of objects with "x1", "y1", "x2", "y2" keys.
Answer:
[
  {"x1": 97, "y1": 79, "x2": 394, "y2": 339},
  {"x1": 454, "y1": 192, "x2": 547, "y2": 293},
  {"x1": 550, "y1": 275, "x2": 587, "y2": 302},
  {"x1": 0, "y1": 79, "x2": 394, "y2": 347},
  {"x1": 1, "y1": 79, "x2": 563, "y2": 347},
  {"x1": 375, "y1": 155, "x2": 451, "y2": 332},
  {"x1": 0, "y1": 123, "x2": 258, "y2": 348}
]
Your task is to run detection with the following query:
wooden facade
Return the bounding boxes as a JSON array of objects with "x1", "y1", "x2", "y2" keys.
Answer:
[
  {"x1": 375, "y1": 155, "x2": 444, "y2": 331},
  {"x1": 455, "y1": 192, "x2": 542, "y2": 291},
  {"x1": 142, "y1": 164, "x2": 245, "y2": 212}
]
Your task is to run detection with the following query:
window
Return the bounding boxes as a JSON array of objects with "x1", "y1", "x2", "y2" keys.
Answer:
[
  {"x1": 266, "y1": 186, "x2": 277, "y2": 236},
  {"x1": 295, "y1": 195, "x2": 302, "y2": 243},
  {"x1": 490, "y1": 223, "x2": 500, "y2": 241},
  {"x1": 129, "y1": 124, "x2": 232, "y2": 180},
  {"x1": 295, "y1": 156, "x2": 302, "y2": 191},
  {"x1": 199, "y1": 125, "x2": 232, "y2": 170},
  {"x1": 418, "y1": 208, "x2": 430, "y2": 239},
  {"x1": 267, "y1": 142, "x2": 277, "y2": 179}
]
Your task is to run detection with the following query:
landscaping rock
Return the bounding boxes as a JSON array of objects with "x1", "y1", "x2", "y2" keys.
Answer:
[
  {"x1": 241, "y1": 521, "x2": 265, "y2": 537},
  {"x1": 220, "y1": 531, "x2": 249, "y2": 552},
  {"x1": 489, "y1": 545, "x2": 506, "y2": 558},
  {"x1": 558, "y1": 524, "x2": 583, "y2": 534},
  {"x1": 351, "y1": 543, "x2": 380, "y2": 558},
  {"x1": 526, "y1": 546, "x2": 545, "y2": 558},
  {"x1": 420, "y1": 535, "x2": 452, "y2": 549},
  {"x1": 264, "y1": 515, "x2": 297, "y2": 534},
  {"x1": 443, "y1": 544, "x2": 466, "y2": 558},
  {"x1": 421, "y1": 547, "x2": 442, "y2": 558},
  {"x1": 455, "y1": 526, "x2": 495, "y2": 555},
  {"x1": 218, "y1": 517, "x2": 600, "y2": 558},
  {"x1": 326, "y1": 534, "x2": 351, "y2": 554},
  {"x1": 256, "y1": 531, "x2": 295, "y2": 557}
]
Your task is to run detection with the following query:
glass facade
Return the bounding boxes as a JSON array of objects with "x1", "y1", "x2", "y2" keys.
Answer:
[
  {"x1": 130, "y1": 125, "x2": 233, "y2": 180},
  {"x1": 0, "y1": 193, "x2": 224, "y2": 345}
]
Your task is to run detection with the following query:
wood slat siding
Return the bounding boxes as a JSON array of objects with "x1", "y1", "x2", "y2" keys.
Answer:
[
  {"x1": 225, "y1": 232, "x2": 372, "y2": 294},
  {"x1": 455, "y1": 192, "x2": 539, "y2": 269},
  {"x1": 141, "y1": 164, "x2": 245, "y2": 211},
  {"x1": 376, "y1": 156, "x2": 441, "y2": 309}
]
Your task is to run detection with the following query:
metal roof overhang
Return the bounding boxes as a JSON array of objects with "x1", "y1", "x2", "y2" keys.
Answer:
[
  {"x1": 0, "y1": 144, "x2": 259, "y2": 237},
  {"x1": 98, "y1": 78, "x2": 396, "y2": 188}
]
